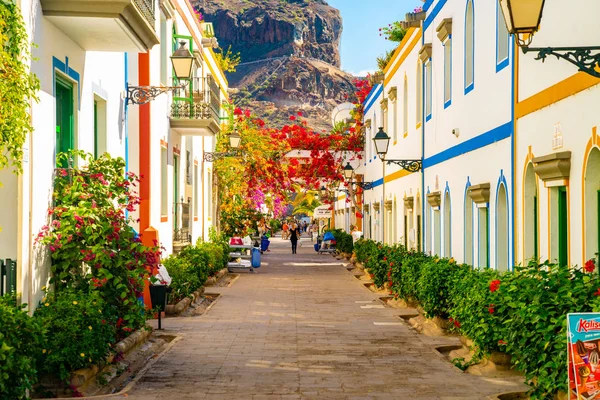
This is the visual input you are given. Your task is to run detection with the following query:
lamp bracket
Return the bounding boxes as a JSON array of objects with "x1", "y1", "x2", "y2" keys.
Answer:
[
  {"x1": 203, "y1": 150, "x2": 241, "y2": 162},
  {"x1": 522, "y1": 46, "x2": 600, "y2": 78},
  {"x1": 126, "y1": 84, "x2": 185, "y2": 105},
  {"x1": 352, "y1": 181, "x2": 374, "y2": 191},
  {"x1": 383, "y1": 159, "x2": 423, "y2": 173}
]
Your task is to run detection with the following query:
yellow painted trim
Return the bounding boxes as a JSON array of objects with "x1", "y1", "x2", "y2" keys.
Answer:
[
  {"x1": 516, "y1": 71, "x2": 599, "y2": 119},
  {"x1": 337, "y1": 195, "x2": 346, "y2": 201},
  {"x1": 393, "y1": 140, "x2": 398, "y2": 146},
  {"x1": 384, "y1": 169, "x2": 411, "y2": 184},
  {"x1": 581, "y1": 126, "x2": 599, "y2": 266},
  {"x1": 384, "y1": 32, "x2": 422, "y2": 86},
  {"x1": 403, "y1": 131, "x2": 408, "y2": 138},
  {"x1": 416, "y1": 122, "x2": 422, "y2": 130},
  {"x1": 383, "y1": 28, "x2": 417, "y2": 75}
]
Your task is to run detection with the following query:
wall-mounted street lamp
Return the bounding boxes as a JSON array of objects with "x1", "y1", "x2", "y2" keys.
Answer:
[
  {"x1": 372, "y1": 127, "x2": 422, "y2": 172},
  {"x1": 342, "y1": 162, "x2": 374, "y2": 190},
  {"x1": 500, "y1": 0, "x2": 600, "y2": 78},
  {"x1": 126, "y1": 41, "x2": 195, "y2": 105},
  {"x1": 203, "y1": 130, "x2": 242, "y2": 162},
  {"x1": 320, "y1": 186, "x2": 328, "y2": 198}
]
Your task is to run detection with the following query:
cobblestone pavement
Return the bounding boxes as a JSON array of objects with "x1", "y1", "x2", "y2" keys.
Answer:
[{"x1": 126, "y1": 236, "x2": 526, "y2": 400}]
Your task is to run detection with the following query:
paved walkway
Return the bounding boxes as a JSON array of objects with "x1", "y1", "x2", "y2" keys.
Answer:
[{"x1": 127, "y1": 236, "x2": 523, "y2": 400}]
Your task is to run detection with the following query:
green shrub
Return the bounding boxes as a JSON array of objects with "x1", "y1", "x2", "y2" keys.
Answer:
[
  {"x1": 0, "y1": 295, "x2": 44, "y2": 399},
  {"x1": 163, "y1": 256, "x2": 202, "y2": 304},
  {"x1": 355, "y1": 237, "x2": 600, "y2": 398},
  {"x1": 34, "y1": 290, "x2": 116, "y2": 382},
  {"x1": 329, "y1": 229, "x2": 353, "y2": 254}
]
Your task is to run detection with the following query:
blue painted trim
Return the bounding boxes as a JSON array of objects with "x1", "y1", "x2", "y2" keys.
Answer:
[
  {"x1": 464, "y1": 0, "x2": 475, "y2": 94},
  {"x1": 495, "y1": 171, "x2": 509, "y2": 271},
  {"x1": 424, "y1": 0, "x2": 448, "y2": 32},
  {"x1": 426, "y1": 114, "x2": 432, "y2": 122},
  {"x1": 444, "y1": 99, "x2": 452, "y2": 109},
  {"x1": 464, "y1": 82, "x2": 474, "y2": 95},
  {"x1": 423, "y1": 0, "x2": 434, "y2": 12},
  {"x1": 421, "y1": 45, "x2": 426, "y2": 252},
  {"x1": 444, "y1": 182, "x2": 452, "y2": 257},
  {"x1": 363, "y1": 84, "x2": 383, "y2": 116},
  {"x1": 495, "y1": 0, "x2": 510, "y2": 73},
  {"x1": 496, "y1": 58, "x2": 509, "y2": 72},
  {"x1": 52, "y1": 56, "x2": 81, "y2": 107},
  {"x1": 423, "y1": 121, "x2": 512, "y2": 169}
]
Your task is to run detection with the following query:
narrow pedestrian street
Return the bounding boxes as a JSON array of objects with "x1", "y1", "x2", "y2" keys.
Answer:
[{"x1": 128, "y1": 237, "x2": 521, "y2": 400}]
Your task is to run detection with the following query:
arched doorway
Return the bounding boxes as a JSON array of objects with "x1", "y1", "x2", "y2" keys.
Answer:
[
  {"x1": 585, "y1": 148, "x2": 600, "y2": 263},
  {"x1": 524, "y1": 163, "x2": 538, "y2": 262},
  {"x1": 497, "y1": 183, "x2": 509, "y2": 271},
  {"x1": 443, "y1": 190, "x2": 451, "y2": 257}
]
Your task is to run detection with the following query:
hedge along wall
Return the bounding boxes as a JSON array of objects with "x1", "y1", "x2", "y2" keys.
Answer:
[{"x1": 353, "y1": 239, "x2": 600, "y2": 399}]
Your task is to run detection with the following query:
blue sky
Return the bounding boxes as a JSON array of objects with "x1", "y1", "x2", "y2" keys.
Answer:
[{"x1": 327, "y1": 0, "x2": 422, "y2": 76}]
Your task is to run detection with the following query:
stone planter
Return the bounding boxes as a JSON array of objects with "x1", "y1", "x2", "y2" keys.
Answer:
[
  {"x1": 37, "y1": 327, "x2": 152, "y2": 394},
  {"x1": 205, "y1": 267, "x2": 228, "y2": 286},
  {"x1": 165, "y1": 286, "x2": 205, "y2": 316},
  {"x1": 355, "y1": 262, "x2": 364, "y2": 270},
  {"x1": 432, "y1": 316, "x2": 450, "y2": 330}
]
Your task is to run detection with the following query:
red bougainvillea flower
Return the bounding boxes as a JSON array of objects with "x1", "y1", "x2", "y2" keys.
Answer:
[
  {"x1": 383, "y1": 256, "x2": 387, "y2": 261},
  {"x1": 453, "y1": 320, "x2": 461, "y2": 328},
  {"x1": 355, "y1": 211, "x2": 363, "y2": 218},
  {"x1": 488, "y1": 304, "x2": 495, "y2": 314},
  {"x1": 489, "y1": 279, "x2": 501, "y2": 293},
  {"x1": 289, "y1": 115, "x2": 296, "y2": 121},
  {"x1": 297, "y1": 111, "x2": 303, "y2": 116},
  {"x1": 585, "y1": 259, "x2": 596, "y2": 273},
  {"x1": 234, "y1": 107, "x2": 243, "y2": 116},
  {"x1": 498, "y1": 340, "x2": 507, "y2": 346},
  {"x1": 594, "y1": 288, "x2": 600, "y2": 297}
]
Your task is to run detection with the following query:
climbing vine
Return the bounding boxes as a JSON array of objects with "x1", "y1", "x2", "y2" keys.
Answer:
[{"x1": 0, "y1": 0, "x2": 40, "y2": 174}]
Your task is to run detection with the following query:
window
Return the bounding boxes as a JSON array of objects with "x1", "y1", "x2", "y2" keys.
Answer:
[
  {"x1": 524, "y1": 164, "x2": 539, "y2": 262},
  {"x1": 403, "y1": 77, "x2": 408, "y2": 136},
  {"x1": 392, "y1": 98, "x2": 398, "y2": 142},
  {"x1": 416, "y1": 62, "x2": 422, "y2": 125},
  {"x1": 443, "y1": 191, "x2": 451, "y2": 257},
  {"x1": 496, "y1": 0, "x2": 509, "y2": 71},
  {"x1": 444, "y1": 38, "x2": 452, "y2": 107},
  {"x1": 160, "y1": 16, "x2": 168, "y2": 85},
  {"x1": 425, "y1": 60, "x2": 432, "y2": 121},
  {"x1": 55, "y1": 76, "x2": 75, "y2": 164},
  {"x1": 207, "y1": 169, "x2": 213, "y2": 220},
  {"x1": 497, "y1": 183, "x2": 509, "y2": 271},
  {"x1": 465, "y1": 0, "x2": 475, "y2": 93},
  {"x1": 478, "y1": 206, "x2": 489, "y2": 269},
  {"x1": 465, "y1": 189, "x2": 473, "y2": 265},
  {"x1": 557, "y1": 187, "x2": 569, "y2": 266},
  {"x1": 161, "y1": 147, "x2": 168, "y2": 217},
  {"x1": 194, "y1": 164, "x2": 199, "y2": 218},
  {"x1": 173, "y1": 154, "x2": 179, "y2": 229},
  {"x1": 433, "y1": 209, "x2": 441, "y2": 255},
  {"x1": 93, "y1": 97, "x2": 107, "y2": 158},
  {"x1": 382, "y1": 104, "x2": 388, "y2": 134},
  {"x1": 584, "y1": 148, "x2": 600, "y2": 263}
]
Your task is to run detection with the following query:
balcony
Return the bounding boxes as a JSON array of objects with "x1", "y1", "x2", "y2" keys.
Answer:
[
  {"x1": 40, "y1": 0, "x2": 159, "y2": 52},
  {"x1": 169, "y1": 77, "x2": 222, "y2": 137}
]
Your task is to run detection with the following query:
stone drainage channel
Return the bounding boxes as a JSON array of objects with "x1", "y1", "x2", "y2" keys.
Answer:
[{"x1": 340, "y1": 257, "x2": 531, "y2": 400}]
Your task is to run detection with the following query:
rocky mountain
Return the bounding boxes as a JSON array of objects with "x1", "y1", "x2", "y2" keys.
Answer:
[{"x1": 194, "y1": 0, "x2": 357, "y2": 132}]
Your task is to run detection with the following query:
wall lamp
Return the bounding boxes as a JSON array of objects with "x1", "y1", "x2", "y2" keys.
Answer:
[
  {"x1": 203, "y1": 131, "x2": 242, "y2": 162},
  {"x1": 372, "y1": 128, "x2": 422, "y2": 172},
  {"x1": 342, "y1": 162, "x2": 374, "y2": 190},
  {"x1": 500, "y1": 0, "x2": 600, "y2": 78},
  {"x1": 126, "y1": 41, "x2": 195, "y2": 105}
]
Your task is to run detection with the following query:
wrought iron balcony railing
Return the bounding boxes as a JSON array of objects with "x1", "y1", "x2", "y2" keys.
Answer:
[{"x1": 170, "y1": 76, "x2": 221, "y2": 123}]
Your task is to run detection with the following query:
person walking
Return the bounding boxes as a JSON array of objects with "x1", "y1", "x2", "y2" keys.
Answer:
[
  {"x1": 290, "y1": 222, "x2": 301, "y2": 254},
  {"x1": 282, "y1": 221, "x2": 289, "y2": 240}
]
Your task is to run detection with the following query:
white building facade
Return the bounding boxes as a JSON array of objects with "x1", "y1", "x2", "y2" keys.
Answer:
[{"x1": 0, "y1": 0, "x2": 226, "y2": 309}]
